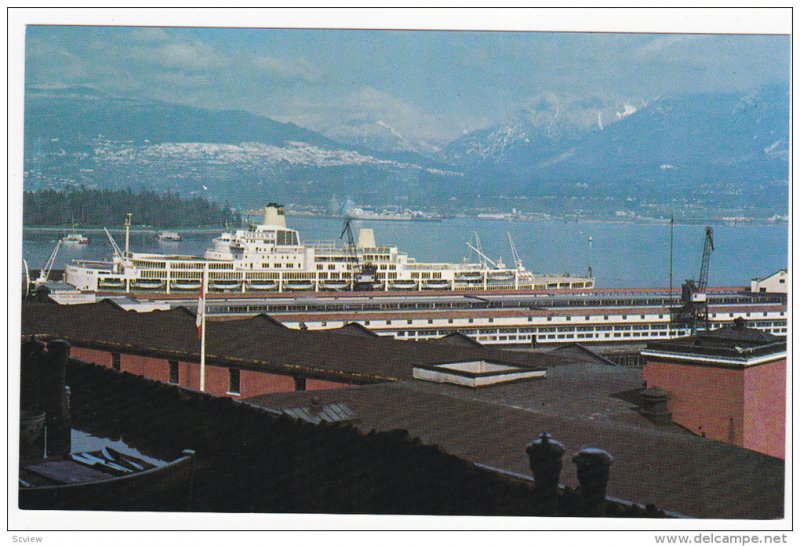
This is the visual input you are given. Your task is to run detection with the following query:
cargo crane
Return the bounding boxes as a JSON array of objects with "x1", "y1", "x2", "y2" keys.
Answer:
[
  {"x1": 507, "y1": 232, "x2": 524, "y2": 271},
  {"x1": 340, "y1": 217, "x2": 377, "y2": 291},
  {"x1": 672, "y1": 226, "x2": 714, "y2": 335},
  {"x1": 23, "y1": 239, "x2": 63, "y2": 297}
]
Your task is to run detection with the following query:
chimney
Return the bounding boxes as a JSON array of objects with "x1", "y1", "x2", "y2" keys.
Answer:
[{"x1": 639, "y1": 387, "x2": 672, "y2": 425}]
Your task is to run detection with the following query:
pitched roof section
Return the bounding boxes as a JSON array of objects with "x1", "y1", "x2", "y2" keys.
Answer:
[
  {"x1": 21, "y1": 301, "x2": 557, "y2": 383},
  {"x1": 549, "y1": 343, "x2": 618, "y2": 366},
  {"x1": 246, "y1": 378, "x2": 784, "y2": 519},
  {"x1": 427, "y1": 331, "x2": 484, "y2": 348},
  {"x1": 333, "y1": 322, "x2": 380, "y2": 337}
]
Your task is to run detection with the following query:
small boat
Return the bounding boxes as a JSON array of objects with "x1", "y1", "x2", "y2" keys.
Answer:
[
  {"x1": 284, "y1": 280, "x2": 315, "y2": 291},
  {"x1": 157, "y1": 231, "x2": 182, "y2": 242},
  {"x1": 19, "y1": 447, "x2": 196, "y2": 511},
  {"x1": 62, "y1": 222, "x2": 90, "y2": 244},
  {"x1": 321, "y1": 280, "x2": 350, "y2": 290},
  {"x1": 423, "y1": 280, "x2": 450, "y2": 290},
  {"x1": 98, "y1": 278, "x2": 125, "y2": 289},
  {"x1": 171, "y1": 280, "x2": 202, "y2": 290},
  {"x1": 210, "y1": 280, "x2": 241, "y2": 291},
  {"x1": 247, "y1": 280, "x2": 278, "y2": 291},
  {"x1": 132, "y1": 279, "x2": 164, "y2": 290},
  {"x1": 390, "y1": 279, "x2": 418, "y2": 290}
]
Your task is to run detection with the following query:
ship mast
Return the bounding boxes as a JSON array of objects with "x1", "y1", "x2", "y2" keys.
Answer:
[{"x1": 124, "y1": 213, "x2": 132, "y2": 257}]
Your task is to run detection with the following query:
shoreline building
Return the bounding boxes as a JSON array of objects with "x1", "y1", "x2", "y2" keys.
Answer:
[{"x1": 641, "y1": 318, "x2": 786, "y2": 459}]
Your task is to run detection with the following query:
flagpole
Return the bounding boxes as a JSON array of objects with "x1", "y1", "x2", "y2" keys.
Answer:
[{"x1": 200, "y1": 265, "x2": 207, "y2": 392}]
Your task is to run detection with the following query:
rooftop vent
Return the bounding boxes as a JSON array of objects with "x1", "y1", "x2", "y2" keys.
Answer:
[{"x1": 413, "y1": 360, "x2": 546, "y2": 388}]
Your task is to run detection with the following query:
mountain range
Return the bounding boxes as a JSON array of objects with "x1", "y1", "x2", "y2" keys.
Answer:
[{"x1": 23, "y1": 84, "x2": 788, "y2": 218}]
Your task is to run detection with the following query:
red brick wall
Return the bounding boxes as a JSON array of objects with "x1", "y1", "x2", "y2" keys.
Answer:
[
  {"x1": 306, "y1": 378, "x2": 352, "y2": 391},
  {"x1": 67, "y1": 345, "x2": 351, "y2": 399},
  {"x1": 743, "y1": 359, "x2": 786, "y2": 459},
  {"x1": 643, "y1": 360, "x2": 745, "y2": 445},
  {"x1": 71, "y1": 347, "x2": 113, "y2": 368}
]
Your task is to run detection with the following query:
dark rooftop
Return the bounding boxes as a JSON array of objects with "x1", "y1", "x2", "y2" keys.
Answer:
[
  {"x1": 21, "y1": 301, "x2": 556, "y2": 383},
  {"x1": 245, "y1": 368, "x2": 784, "y2": 519},
  {"x1": 644, "y1": 318, "x2": 786, "y2": 362}
]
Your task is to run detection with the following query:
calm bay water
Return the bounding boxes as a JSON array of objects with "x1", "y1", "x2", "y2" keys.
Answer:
[{"x1": 22, "y1": 217, "x2": 788, "y2": 289}]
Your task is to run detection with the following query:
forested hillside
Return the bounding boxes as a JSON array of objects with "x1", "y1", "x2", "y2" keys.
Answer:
[{"x1": 23, "y1": 188, "x2": 239, "y2": 227}]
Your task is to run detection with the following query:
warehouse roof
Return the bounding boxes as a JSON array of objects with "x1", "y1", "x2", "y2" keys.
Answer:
[
  {"x1": 21, "y1": 301, "x2": 555, "y2": 383},
  {"x1": 246, "y1": 373, "x2": 784, "y2": 519}
]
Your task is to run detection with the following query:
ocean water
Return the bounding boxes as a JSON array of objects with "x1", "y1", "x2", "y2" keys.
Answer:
[{"x1": 22, "y1": 217, "x2": 788, "y2": 289}]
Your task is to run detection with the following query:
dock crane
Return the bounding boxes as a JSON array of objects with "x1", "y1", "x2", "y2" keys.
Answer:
[
  {"x1": 340, "y1": 217, "x2": 377, "y2": 291},
  {"x1": 507, "y1": 232, "x2": 524, "y2": 271},
  {"x1": 24, "y1": 239, "x2": 63, "y2": 297},
  {"x1": 673, "y1": 226, "x2": 714, "y2": 335}
]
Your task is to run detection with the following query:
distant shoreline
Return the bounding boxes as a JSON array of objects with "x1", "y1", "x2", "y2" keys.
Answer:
[{"x1": 22, "y1": 215, "x2": 789, "y2": 232}]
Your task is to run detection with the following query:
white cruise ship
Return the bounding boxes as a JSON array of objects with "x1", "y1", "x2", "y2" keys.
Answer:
[{"x1": 65, "y1": 204, "x2": 594, "y2": 294}]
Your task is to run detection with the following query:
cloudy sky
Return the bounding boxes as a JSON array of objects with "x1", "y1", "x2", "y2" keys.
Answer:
[{"x1": 25, "y1": 25, "x2": 789, "y2": 145}]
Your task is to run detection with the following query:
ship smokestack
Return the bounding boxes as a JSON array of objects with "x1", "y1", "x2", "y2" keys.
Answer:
[
  {"x1": 263, "y1": 203, "x2": 287, "y2": 228},
  {"x1": 356, "y1": 228, "x2": 376, "y2": 249}
]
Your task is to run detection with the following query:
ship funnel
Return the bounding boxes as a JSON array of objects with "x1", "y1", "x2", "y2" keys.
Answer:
[
  {"x1": 262, "y1": 203, "x2": 287, "y2": 227},
  {"x1": 356, "y1": 228, "x2": 376, "y2": 249}
]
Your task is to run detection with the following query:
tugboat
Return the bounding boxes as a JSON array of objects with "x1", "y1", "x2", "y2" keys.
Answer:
[
  {"x1": 62, "y1": 223, "x2": 89, "y2": 245},
  {"x1": 157, "y1": 231, "x2": 182, "y2": 242}
]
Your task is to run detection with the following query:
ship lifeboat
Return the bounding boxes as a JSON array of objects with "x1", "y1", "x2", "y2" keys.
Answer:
[
  {"x1": 284, "y1": 280, "x2": 315, "y2": 291},
  {"x1": 390, "y1": 279, "x2": 418, "y2": 290},
  {"x1": 422, "y1": 280, "x2": 450, "y2": 290},
  {"x1": 455, "y1": 271, "x2": 483, "y2": 282},
  {"x1": 171, "y1": 280, "x2": 202, "y2": 291},
  {"x1": 132, "y1": 279, "x2": 165, "y2": 290},
  {"x1": 321, "y1": 280, "x2": 350, "y2": 291},
  {"x1": 488, "y1": 271, "x2": 515, "y2": 282},
  {"x1": 210, "y1": 280, "x2": 241, "y2": 291},
  {"x1": 247, "y1": 280, "x2": 278, "y2": 291},
  {"x1": 98, "y1": 278, "x2": 125, "y2": 289}
]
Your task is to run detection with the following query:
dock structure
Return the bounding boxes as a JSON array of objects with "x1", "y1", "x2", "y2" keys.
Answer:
[{"x1": 92, "y1": 286, "x2": 786, "y2": 348}]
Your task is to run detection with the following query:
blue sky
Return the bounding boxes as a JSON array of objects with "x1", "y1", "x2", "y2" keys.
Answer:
[{"x1": 25, "y1": 26, "x2": 789, "y2": 145}]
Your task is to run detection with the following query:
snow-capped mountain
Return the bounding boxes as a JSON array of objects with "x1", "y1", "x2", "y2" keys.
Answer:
[
  {"x1": 323, "y1": 119, "x2": 440, "y2": 157},
  {"x1": 441, "y1": 94, "x2": 645, "y2": 167}
]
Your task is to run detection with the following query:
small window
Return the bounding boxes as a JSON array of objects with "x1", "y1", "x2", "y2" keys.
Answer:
[
  {"x1": 112, "y1": 352, "x2": 121, "y2": 371},
  {"x1": 294, "y1": 377, "x2": 307, "y2": 391},
  {"x1": 547, "y1": 317, "x2": 552, "y2": 322},
  {"x1": 228, "y1": 369, "x2": 241, "y2": 395},
  {"x1": 169, "y1": 360, "x2": 179, "y2": 384}
]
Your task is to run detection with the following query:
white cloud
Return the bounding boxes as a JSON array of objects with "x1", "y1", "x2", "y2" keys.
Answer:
[
  {"x1": 249, "y1": 55, "x2": 321, "y2": 82},
  {"x1": 636, "y1": 35, "x2": 702, "y2": 58}
]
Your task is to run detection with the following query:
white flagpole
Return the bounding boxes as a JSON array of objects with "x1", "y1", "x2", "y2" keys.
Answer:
[{"x1": 200, "y1": 265, "x2": 207, "y2": 392}]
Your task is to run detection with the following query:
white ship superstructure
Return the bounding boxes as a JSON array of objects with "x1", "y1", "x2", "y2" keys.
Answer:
[{"x1": 65, "y1": 204, "x2": 595, "y2": 294}]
